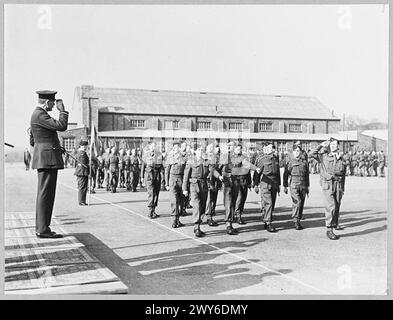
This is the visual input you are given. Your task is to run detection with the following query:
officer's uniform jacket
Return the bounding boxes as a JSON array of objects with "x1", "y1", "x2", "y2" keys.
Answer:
[
  {"x1": 109, "y1": 154, "x2": 119, "y2": 173},
  {"x1": 231, "y1": 153, "x2": 257, "y2": 188},
  {"x1": 30, "y1": 107, "x2": 69, "y2": 169},
  {"x1": 253, "y1": 153, "x2": 281, "y2": 188},
  {"x1": 141, "y1": 150, "x2": 163, "y2": 179},
  {"x1": 218, "y1": 152, "x2": 235, "y2": 187},
  {"x1": 358, "y1": 153, "x2": 365, "y2": 168},
  {"x1": 165, "y1": 151, "x2": 186, "y2": 186},
  {"x1": 130, "y1": 155, "x2": 140, "y2": 172},
  {"x1": 283, "y1": 156, "x2": 310, "y2": 189},
  {"x1": 182, "y1": 156, "x2": 220, "y2": 192},
  {"x1": 118, "y1": 154, "x2": 125, "y2": 170},
  {"x1": 206, "y1": 152, "x2": 222, "y2": 191},
  {"x1": 74, "y1": 150, "x2": 89, "y2": 176},
  {"x1": 308, "y1": 145, "x2": 346, "y2": 192},
  {"x1": 378, "y1": 153, "x2": 386, "y2": 165}
]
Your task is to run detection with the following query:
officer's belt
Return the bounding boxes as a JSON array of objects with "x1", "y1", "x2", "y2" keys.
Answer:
[{"x1": 170, "y1": 173, "x2": 183, "y2": 177}]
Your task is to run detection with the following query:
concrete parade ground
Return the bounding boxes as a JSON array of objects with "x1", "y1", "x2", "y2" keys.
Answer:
[{"x1": 4, "y1": 162, "x2": 387, "y2": 295}]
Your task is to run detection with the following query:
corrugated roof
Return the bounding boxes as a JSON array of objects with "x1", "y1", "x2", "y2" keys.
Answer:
[{"x1": 78, "y1": 86, "x2": 338, "y2": 120}]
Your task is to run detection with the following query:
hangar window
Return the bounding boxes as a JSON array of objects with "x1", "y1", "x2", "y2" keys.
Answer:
[
  {"x1": 197, "y1": 121, "x2": 211, "y2": 130},
  {"x1": 63, "y1": 138, "x2": 75, "y2": 151},
  {"x1": 289, "y1": 124, "x2": 302, "y2": 132},
  {"x1": 259, "y1": 122, "x2": 273, "y2": 132},
  {"x1": 164, "y1": 120, "x2": 179, "y2": 129},
  {"x1": 229, "y1": 122, "x2": 243, "y2": 130},
  {"x1": 130, "y1": 119, "x2": 145, "y2": 128}
]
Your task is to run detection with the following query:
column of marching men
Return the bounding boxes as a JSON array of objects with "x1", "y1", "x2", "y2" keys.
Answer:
[{"x1": 70, "y1": 138, "x2": 387, "y2": 241}]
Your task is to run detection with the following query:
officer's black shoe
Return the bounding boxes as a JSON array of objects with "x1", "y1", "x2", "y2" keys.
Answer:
[
  {"x1": 295, "y1": 222, "x2": 304, "y2": 230},
  {"x1": 238, "y1": 216, "x2": 246, "y2": 225},
  {"x1": 79, "y1": 202, "x2": 87, "y2": 206},
  {"x1": 36, "y1": 232, "x2": 63, "y2": 239},
  {"x1": 151, "y1": 212, "x2": 160, "y2": 219},
  {"x1": 177, "y1": 220, "x2": 185, "y2": 227},
  {"x1": 207, "y1": 219, "x2": 219, "y2": 227},
  {"x1": 326, "y1": 229, "x2": 339, "y2": 240},
  {"x1": 334, "y1": 225, "x2": 344, "y2": 230},
  {"x1": 226, "y1": 226, "x2": 238, "y2": 235},
  {"x1": 194, "y1": 229, "x2": 205, "y2": 238},
  {"x1": 266, "y1": 224, "x2": 277, "y2": 233},
  {"x1": 172, "y1": 220, "x2": 180, "y2": 228}
]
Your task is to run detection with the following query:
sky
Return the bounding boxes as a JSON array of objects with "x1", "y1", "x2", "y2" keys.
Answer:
[{"x1": 3, "y1": 4, "x2": 389, "y2": 149}]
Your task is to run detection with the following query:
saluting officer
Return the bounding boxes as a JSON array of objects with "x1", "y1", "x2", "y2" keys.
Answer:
[
  {"x1": 141, "y1": 141, "x2": 163, "y2": 219},
  {"x1": 74, "y1": 139, "x2": 90, "y2": 205},
  {"x1": 308, "y1": 138, "x2": 346, "y2": 240},
  {"x1": 283, "y1": 143, "x2": 310, "y2": 230},
  {"x1": 165, "y1": 141, "x2": 187, "y2": 228},
  {"x1": 205, "y1": 143, "x2": 221, "y2": 227},
  {"x1": 30, "y1": 90, "x2": 68, "y2": 238},
  {"x1": 183, "y1": 145, "x2": 221, "y2": 237},
  {"x1": 253, "y1": 142, "x2": 281, "y2": 233},
  {"x1": 231, "y1": 144, "x2": 259, "y2": 225}
]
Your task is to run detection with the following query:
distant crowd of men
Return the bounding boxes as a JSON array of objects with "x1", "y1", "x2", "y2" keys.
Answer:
[{"x1": 68, "y1": 137, "x2": 387, "y2": 240}]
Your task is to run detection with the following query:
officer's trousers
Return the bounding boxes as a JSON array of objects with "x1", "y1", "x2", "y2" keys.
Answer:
[
  {"x1": 36, "y1": 169, "x2": 58, "y2": 234},
  {"x1": 290, "y1": 184, "x2": 307, "y2": 222},
  {"x1": 104, "y1": 168, "x2": 110, "y2": 190},
  {"x1": 232, "y1": 175, "x2": 249, "y2": 217},
  {"x1": 130, "y1": 170, "x2": 139, "y2": 191},
  {"x1": 260, "y1": 182, "x2": 278, "y2": 224},
  {"x1": 205, "y1": 188, "x2": 219, "y2": 218},
  {"x1": 190, "y1": 180, "x2": 208, "y2": 225},
  {"x1": 119, "y1": 168, "x2": 125, "y2": 187},
  {"x1": 222, "y1": 177, "x2": 234, "y2": 225},
  {"x1": 379, "y1": 164, "x2": 385, "y2": 177},
  {"x1": 124, "y1": 169, "x2": 131, "y2": 189},
  {"x1": 146, "y1": 169, "x2": 161, "y2": 212},
  {"x1": 97, "y1": 168, "x2": 104, "y2": 188},
  {"x1": 169, "y1": 175, "x2": 184, "y2": 218},
  {"x1": 89, "y1": 169, "x2": 96, "y2": 190},
  {"x1": 109, "y1": 170, "x2": 118, "y2": 192},
  {"x1": 322, "y1": 180, "x2": 344, "y2": 228},
  {"x1": 77, "y1": 175, "x2": 88, "y2": 204}
]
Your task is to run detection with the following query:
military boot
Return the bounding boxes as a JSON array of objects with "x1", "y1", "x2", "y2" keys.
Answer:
[
  {"x1": 295, "y1": 221, "x2": 304, "y2": 230},
  {"x1": 237, "y1": 214, "x2": 246, "y2": 225},
  {"x1": 207, "y1": 218, "x2": 219, "y2": 227},
  {"x1": 326, "y1": 229, "x2": 339, "y2": 240},
  {"x1": 266, "y1": 223, "x2": 277, "y2": 233},
  {"x1": 194, "y1": 225, "x2": 206, "y2": 238}
]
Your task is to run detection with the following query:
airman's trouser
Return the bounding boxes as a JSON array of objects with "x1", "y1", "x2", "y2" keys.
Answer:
[
  {"x1": 124, "y1": 169, "x2": 131, "y2": 189},
  {"x1": 205, "y1": 188, "x2": 219, "y2": 219},
  {"x1": 119, "y1": 168, "x2": 125, "y2": 187},
  {"x1": 97, "y1": 168, "x2": 104, "y2": 188},
  {"x1": 289, "y1": 183, "x2": 307, "y2": 222},
  {"x1": 169, "y1": 174, "x2": 184, "y2": 218},
  {"x1": 89, "y1": 168, "x2": 97, "y2": 191},
  {"x1": 189, "y1": 178, "x2": 208, "y2": 225},
  {"x1": 130, "y1": 169, "x2": 139, "y2": 191},
  {"x1": 260, "y1": 181, "x2": 279, "y2": 224},
  {"x1": 222, "y1": 175, "x2": 234, "y2": 226},
  {"x1": 104, "y1": 168, "x2": 110, "y2": 190},
  {"x1": 233, "y1": 175, "x2": 249, "y2": 218},
  {"x1": 160, "y1": 168, "x2": 166, "y2": 190},
  {"x1": 77, "y1": 175, "x2": 88, "y2": 204},
  {"x1": 146, "y1": 167, "x2": 161, "y2": 213},
  {"x1": 321, "y1": 178, "x2": 344, "y2": 228},
  {"x1": 373, "y1": 164, "x2": 378, "y2": 176},
  {"x1": 109, "y1": 170, "x2": 118, "y2": 192},
  {"x1": 379, "y1": 164, "x2": 385, "y2": 177}
]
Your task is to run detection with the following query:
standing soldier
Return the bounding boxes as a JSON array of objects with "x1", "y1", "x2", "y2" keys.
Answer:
[
  {"x1": 74, "y1": 139, "x2": 90, "y2": 205},
  {"x1": 30, "y1": 91, "x2": 68, "y2": 238},
  {"x1": 89, "y1": 150, "x2": 98, "y2": 194},
  {"x1": 283, "y1": 143, "x2": 310, "y2": 230},
  {"x1": 378, "y1": 150, "x2": 386, "y2": 177},
  {"x1": 353, "y1": 150, "x2": 360, "y2": 176},
  {"x1": 205, "y1": 143, "x2": 221, "y2": 227},
  {"x1": 371, "y1": 151, "x2": 379, "y2": 177},
  {"x1": 118, "y1": 148, "x2": 126, "y2": 188},
  {"x1": 109, "y1": 147, "x2": 119, "y2": 193},
  {"x1": 23, "y1": 147, "x2": 31, "y2": 170},
  {"x1": 141, "y1": 141, "x2": 163, "y2": 219},
  {"x1": 160, "y1": 148, "x2": 167, "y2": 191},
  {"x1": 183, "y1": 145, "x2": 222, "y2": 237},
  {"x1": 130, "y1": 148, "x2": 140, "y2": 192},
  {"x1": 124, "y1": 149, "x2": 131, "y2": 190},
  {"x1": 219, "y1": 141, "x2": 238, "y2": 235},
  {"x1": 231, "y1": 144, "x2": 259, "y2": 225},
  {"x1": 308, "y1": 138, "x2": 346, "y2": 240},
  {"x1": 348, "y1": 151, "x2": 354, "y2": 176},
  {"x1": 342, "y1": 151, "x2": 351, "y2": 176},
  {"x1": 253, "y1": 142, "x2": 281, "y2": 233},
  {"x1": 165, "y1": 141, "x2": 187, "y2": 228},
  {"x1": 182, "y1": 141, "x2": 193, "y2": 213},
  {"x1": 102, "y1": 147, "x2": 111, "y2": 191},
  {"x1": 97, "y1": 154, "x2": 104, "y2": 189},
  {"x1": 358, "y1": 150, "x2": 366, "y2": 177}
]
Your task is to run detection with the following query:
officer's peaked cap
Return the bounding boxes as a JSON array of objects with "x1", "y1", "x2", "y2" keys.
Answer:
[{"x1": 36, "y1": 90, "x2": 57, "y2": 100}]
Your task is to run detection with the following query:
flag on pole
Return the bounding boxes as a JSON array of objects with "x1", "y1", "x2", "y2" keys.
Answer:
[{"x1": 88, "y1": 122, "x2": 99, "y2": 206}]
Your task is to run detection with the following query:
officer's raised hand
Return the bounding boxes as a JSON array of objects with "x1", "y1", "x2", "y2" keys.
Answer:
[
  {"x1": 284, "y1": 187, "x2": 288, "y2": 194},
  {"x1": 183, "y1": 190, "x2": 188, "y2": 197},
  {"x1": 56, "y1": 99, "x2": 65, "y2": 112}
]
